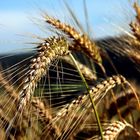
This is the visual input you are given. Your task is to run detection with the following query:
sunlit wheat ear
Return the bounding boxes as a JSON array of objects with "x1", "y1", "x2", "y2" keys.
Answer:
[
  {"x1": 53, "y1": 75, "x2": 129, "y2": 139},
  {"x1": 102, "y1": 121, "x2": 127, "y2": 140},
  {"x1": 131, "y1": 2, "x2": 140, "y2": 66},
  {"x1": 18, "y1": 36, "x2": 69, "y2": 111},
  {"x1": 44, "y1": 15, "x2": 103, "y2": 66},
  {"x1": 4, "y1": 36, "x2": 69, "y2": 135},
  {"x1": 32, "y1": 98, "x2": 60, "y2": 137},
  {"x1": 130, "y1": 2, "x2": 140, "y2": 43},
  {"x1": 52, "y1": 75, "x2": 126, "y2": 124},
  {"x1": 62, "y1": 56, "x2": 97, "y2": 81},
  {"x1": 134, "y1": 2, "x2": 140, "y2": 21}
]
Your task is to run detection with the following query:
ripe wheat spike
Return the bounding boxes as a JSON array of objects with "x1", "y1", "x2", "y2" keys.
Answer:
[
  {"x1": 4, "y1": 36, "x2": 69, "y2": 136},
  {"x1": 18, "y1": 36, "x2": 69, "y2": 111},
  {"x1": 52, "y1": 75, "x2": 126, "y2": 124},
  {"x1": 107, "y1": 91, "x2": 137, "y2": 119},
  {"x1": 101, "y1": 121, "x2": 126, "y2": 140},
  {"x1": 45, "y1": 15, "x2": 103, "y2": 65}
]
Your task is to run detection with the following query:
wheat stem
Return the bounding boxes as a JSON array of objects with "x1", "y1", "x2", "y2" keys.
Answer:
[{"x1": 69, "y1": 53, "x2": 104, "y2": 140}]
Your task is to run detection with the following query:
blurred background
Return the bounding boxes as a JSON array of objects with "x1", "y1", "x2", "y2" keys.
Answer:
[{"x1": 0, "y1": 0, "x2": 135, "y2": 53}]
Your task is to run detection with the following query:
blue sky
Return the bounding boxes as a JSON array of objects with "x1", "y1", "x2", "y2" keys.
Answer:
[{"x1": 0, "y1": 0, "x2": 135, "y2": 53}]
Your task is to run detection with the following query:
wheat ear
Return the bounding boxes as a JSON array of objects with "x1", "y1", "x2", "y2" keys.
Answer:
[
  {"x1": 90, "y1": 120, "x2": 140, "y2": 140},
  {"x1": 0, "y1": 71, "x2": 17, "y2": 99},
  {"x1": 89, "y1": 121, "x2": 126, "y2": 140},
  {"x1": 53, "y1": 75, "x2": 126, "y2": 123},
  {"x1": 102, "y1": 121, "x2": 126, "y2": 140},
  {"x1": 107, "y1": 92, "x2": 136, "y2": 119},
  {"x1": 5, "y1": 36, "x2": 69, "y2": 135},
  {"x1": 18, "y1": 36, "x2": 69, "y2": 111},
  {"x1": 130, "y1": 2, "x2": 140, "y2": 43},
  {"x1": 45, "y1": 15, "x2": 102, "y2": 65}
]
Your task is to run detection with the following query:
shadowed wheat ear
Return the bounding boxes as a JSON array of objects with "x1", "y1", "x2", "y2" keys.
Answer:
[
  {"x1": 0, "y1": 69, "x2": 61, "y2": 138},
  {"x1": 90, "y1": 120, "x2": 140, "y2": 140},
  {"x1": 44, "y1": 15, "x2": 105, "y2": 71},
  {"x1": 106, "y1": 82, "x2": 140, "y2": 119},
  {"x1": 62, "y1": 56, "x2": 97, "y2": 81}
]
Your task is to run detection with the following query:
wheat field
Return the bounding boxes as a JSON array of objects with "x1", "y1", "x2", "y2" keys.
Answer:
[{"x1": 0, "y1": 1, "x2": 140, "y2": 140}]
